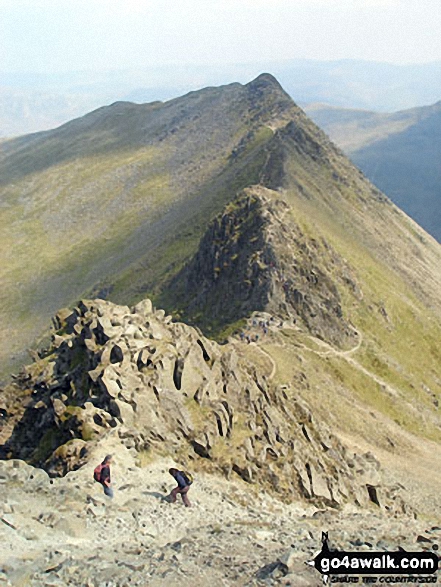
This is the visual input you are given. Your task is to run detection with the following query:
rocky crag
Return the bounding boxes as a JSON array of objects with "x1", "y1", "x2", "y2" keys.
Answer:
[
  {"x1": 169, "y1": 185, "x2": 360, "y2": 348},
  {"x1": 0, "y1": 296, "x2": 405, "y2": 513}
]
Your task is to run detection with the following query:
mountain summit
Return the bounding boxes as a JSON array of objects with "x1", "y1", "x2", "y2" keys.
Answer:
[{"x1": 246, "y1": 72, "x2": 290, "y2": 95}]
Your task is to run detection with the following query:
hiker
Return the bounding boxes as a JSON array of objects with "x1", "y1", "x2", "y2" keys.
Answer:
[
  {"x1": 167, "y1": 468, "x2": 192, "y2": 507},
  {"x1": 94, "y1": 455, "x2": 113, "y2": 498}
]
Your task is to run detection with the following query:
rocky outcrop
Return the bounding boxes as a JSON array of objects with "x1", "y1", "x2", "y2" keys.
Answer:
[
  {"x1": 169, "y1": 186, "x2": 360, "y2": 347},
  {"x1": 1, "y1": 298, "x2": 399, "y2": 510}
]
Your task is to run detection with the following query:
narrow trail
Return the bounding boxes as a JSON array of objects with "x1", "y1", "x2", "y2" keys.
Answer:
[
  {"x1": 288, "y1": 328, "x2": 401, "y2": 399},
  {"x1": 250, "y1": 343, "x2": 277, "y2": 380},
  {"x1": 305, "y1": 328, "x2": 364, "y2": 358},
  {"x1": 343, "y1": 354, "x2": 399, "y2": 398},
  {"x1": 239, "y1": 322, "x2": 401, "y2": 402}
]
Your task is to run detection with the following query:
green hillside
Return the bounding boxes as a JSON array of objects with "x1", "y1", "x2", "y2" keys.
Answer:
[
  {"x1": 306, "y1": 101, "x2": 441, "y2": 242},
  {"x1": 1, "y1": 73, "x2": 441, "y2": 403},
  {"x1": 1, "y1": 74, "x2": 441, "y2": 510},
  {"x1": 0, "y1": 74, "x2": 300, "y2": 377}
]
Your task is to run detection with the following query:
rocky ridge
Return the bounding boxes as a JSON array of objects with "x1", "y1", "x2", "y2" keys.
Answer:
[
  {"x1": 0, "y1": 296, "x2": 404, "y2": 512},
  {"x1": 169, "y1": 186, "x2": 360, "y2": 348}
]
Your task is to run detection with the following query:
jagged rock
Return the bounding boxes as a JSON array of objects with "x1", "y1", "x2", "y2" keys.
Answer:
[
  {"x1": 47, "y1": 439, "x2": 88, "y2": 476},
  {"x1": 277, "y1": 548, "x2": 298, "y2": 570},
  {"x1": 99, "y1": 373, "x2": 121, "y2": 398},
  {"x1": 256, "y1": 559, "x2": 289, "y2": 580},
  {"x1": 133, "y1": 299, "x2": 153, "y2": 315},
  {"x1": 0, "y1": 297, "x2": 395, "y2": 508},
  {"x1": 170, "y1": 187, "x2": 359, "y2": 348},
  {"x1": 52, "y1": 398, "x2": 66, "y2": 418}
]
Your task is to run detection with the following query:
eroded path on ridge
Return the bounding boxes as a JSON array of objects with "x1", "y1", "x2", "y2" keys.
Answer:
[
  {"x1": 287, "y1": 327, "x2": 402, "y2": 399},
  {"x1": 1, "y1": 454, "x2": 439, "y2": 587},
  {"x1": 236, "y1": 320, "x2": 405, "y2": 404}
]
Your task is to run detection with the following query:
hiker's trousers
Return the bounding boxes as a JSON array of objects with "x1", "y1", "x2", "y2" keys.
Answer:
[{"x1": 170, "y1": 485, "x2": 191, "y2": 507}]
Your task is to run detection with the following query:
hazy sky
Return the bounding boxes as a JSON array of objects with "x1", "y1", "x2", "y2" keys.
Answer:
[{"x1": 1, "y1": 0, "x2": 440, "y2": 73}]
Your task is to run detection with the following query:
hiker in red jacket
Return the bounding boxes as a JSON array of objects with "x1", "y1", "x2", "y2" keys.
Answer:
[
  {"x1": 94, "y1": 455, "x2": 114, "y2": 498},
  {"x1": 167, "y1": 468, "x2": 192, "y2": 507}
]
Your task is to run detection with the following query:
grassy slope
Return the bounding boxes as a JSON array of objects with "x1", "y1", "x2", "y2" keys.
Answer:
[
  {"x1": 266, "y1": 124, "x2": 441, "y2": 448},
  {"x1": 305, "y1": 101, "x2": 441, "y2": 242},
  {"x1": 0, "y1": 75, "x2": 296, "y2": 378}
]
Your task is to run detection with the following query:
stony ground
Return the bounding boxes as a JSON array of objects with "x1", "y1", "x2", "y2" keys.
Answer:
[{"x1": 1, "y1": 435, "x2": 440, "y2": 587}]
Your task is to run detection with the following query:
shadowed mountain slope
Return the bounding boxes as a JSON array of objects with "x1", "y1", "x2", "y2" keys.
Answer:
[{"x1": 306, "y1": 100, "x2": 441, "y2": 242}]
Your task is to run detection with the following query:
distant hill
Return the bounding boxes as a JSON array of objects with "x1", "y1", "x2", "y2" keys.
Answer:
[
  {"x1": 2, "y1": 59, "x2": 441, "y2": 137},
  {"x1": 306, "y1": 100, "x2": 441, "y2": 242},
  {"x1": 0, "y1": 89, "x2": 101, "y2": 137}
]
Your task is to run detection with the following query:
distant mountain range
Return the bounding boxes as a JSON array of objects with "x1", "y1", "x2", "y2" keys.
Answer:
[
  {"x1": 2, "y1": 59, "x2": 441, "y2": 137},
  {"x1": 306, "y1": 100, "x2": 441, "y2": 242}
]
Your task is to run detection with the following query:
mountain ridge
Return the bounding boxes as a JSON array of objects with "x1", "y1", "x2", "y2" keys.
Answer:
[
  {"x1": 0, "y1": 75, "x2": 440, "y2": 462},
  {"x1": 0, "y1": 74, "x2": 440, "y2": 380},
  {"x1": 305, "y1": 99, "x2": 441, "y2": 242},
  {"x1": 2, "y1": 60, "x2": 441, "y2": 139}
]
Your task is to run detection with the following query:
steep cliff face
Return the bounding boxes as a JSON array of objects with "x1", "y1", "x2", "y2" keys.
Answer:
[
  {"x1": 168, "y1": 186, "x2": 359, "y2": 348},
  {"x1": 0, "y1": 298, "x2": 399, "y2": 510}
]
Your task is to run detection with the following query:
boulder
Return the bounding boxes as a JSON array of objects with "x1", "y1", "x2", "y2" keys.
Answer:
[{"x1": 133, "y1": 299, "x2": 153, "y2": 315}]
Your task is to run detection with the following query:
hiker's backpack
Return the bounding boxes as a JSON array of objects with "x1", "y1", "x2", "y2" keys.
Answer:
[
  {"x1": 93, "y1": 463, "x2": 104, "y2": 483},
  {"x1": 181, "y1": 471, "x2": 193, "y2": 486}
]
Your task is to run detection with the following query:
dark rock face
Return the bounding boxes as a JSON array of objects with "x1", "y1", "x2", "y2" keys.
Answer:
[
  {"x1": 0, "y1": 297, "x2": 390, "y2": 509},
  {"x1": 170, "y1": 191, "x2": 274, "y2": 327},
  {"x1": 171, "y1": 186, "x2": 359, "y2": 347}
]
